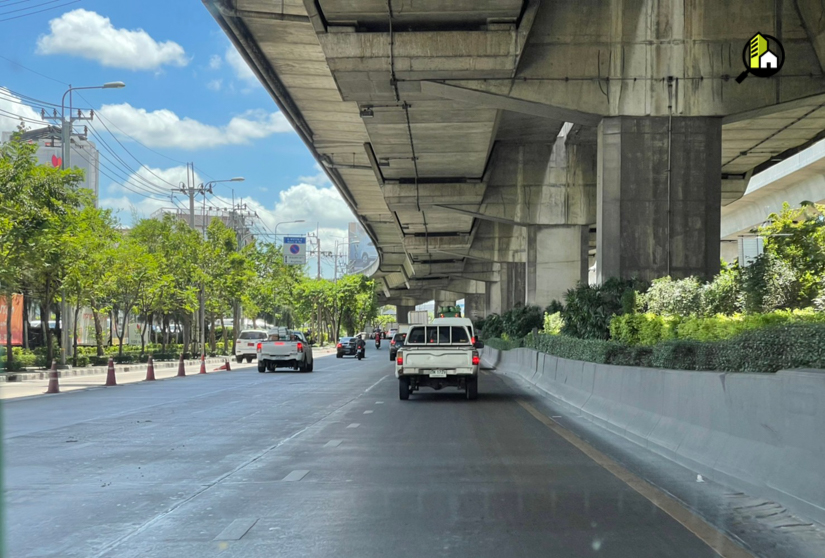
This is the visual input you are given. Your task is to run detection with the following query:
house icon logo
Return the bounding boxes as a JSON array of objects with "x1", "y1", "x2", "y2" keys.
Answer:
[{"x1": 737, "y1": 33, "x2": 785, "y2": 83}]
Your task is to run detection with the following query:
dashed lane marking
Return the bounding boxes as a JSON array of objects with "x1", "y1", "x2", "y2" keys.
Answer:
[
  {"x1": 347, "y1": 423, "x2": 360, "y2": 429},
  {"x1": 324, "y1": 440, "x2": 343, "y2": 448},
  {"x1": 214, "y1": 518, "x2": 258, "y2": 540},
  {"x1": 363, "y1": 410, "x2": 374, "y2": 414},
  {"x1": 282, "y1": 470, "x2": 309, "y2": 482}
]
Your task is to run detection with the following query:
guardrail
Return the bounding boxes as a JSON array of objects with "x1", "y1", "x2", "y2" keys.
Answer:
[{"x1": 483, "y1": 347, "x2": 825, "y2": 525}]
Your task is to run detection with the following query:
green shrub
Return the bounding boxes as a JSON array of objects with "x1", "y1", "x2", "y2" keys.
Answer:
[
  {"x1": 701, "y1": 263, "x2": 742, "y2": 316},
  {"x1": 645, "y1": 276, "x2": 704, "y2": 316},
  {"x1": 481, "y1": 313, "x2": 504, "y2": 339},
  {"x1": 502, "y1": 304, "x2": 544, "y2": 339},
  {"x1": 544, "y1": 300, "x2": 565, "y2": 315},
  {"x1": 742, "y1": 253, "x2": 800, "y2": 313},
  {"x1": 485, "y1": 337, "x2": 523, "y2": 351},
  {"x1": 610, "y1": 313, "x2": 681, "y2": 346},
  {"x1": 542, "y1": 312, "x2": 564, "y2": 335},
  {"x1": 562, "y1": 278, "x2": 647, "y2": 340}
]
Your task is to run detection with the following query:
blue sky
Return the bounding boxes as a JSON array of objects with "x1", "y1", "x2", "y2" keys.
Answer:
[{"x1": 0, "y1": 0, "x2": 358, "y2": 277}]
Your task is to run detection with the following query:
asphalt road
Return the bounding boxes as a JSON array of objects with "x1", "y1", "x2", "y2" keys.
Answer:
[{"x1": 1, "y1": 346, "x2": 794, "y2": 557}]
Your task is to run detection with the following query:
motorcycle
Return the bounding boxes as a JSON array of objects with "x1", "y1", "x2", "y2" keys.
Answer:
[
  {"x1": 356, "y1": 345, "x2": 365, "y2": 360},
  {"x1": 375, "y1": 336, "x2": 381, "y2": 349}
]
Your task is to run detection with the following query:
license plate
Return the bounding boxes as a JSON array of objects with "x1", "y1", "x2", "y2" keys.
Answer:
[
  {"x1": 429, "y1": 370, "x2": 448, "y2": 378},
  {"x1": 247, "y1": 343, "x2": 254, "y2": 347}
]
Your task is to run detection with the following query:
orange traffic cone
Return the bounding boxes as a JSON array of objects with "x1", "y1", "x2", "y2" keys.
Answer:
[
  {"x1": 199, "y1": 353, "x2": 206, "y2": 374},
  {"x1": 45, "y1": 360, "x2": 60, "y2": 394},
  {"x1": 105, "y1": 357, "x2": 117, "y2": 386},
  {"x1": 145, "y1": 354, "x2": 156, "y2": 381},
  {"x1": 177, "y1": 354, "x2": 186, "y2": 377}
]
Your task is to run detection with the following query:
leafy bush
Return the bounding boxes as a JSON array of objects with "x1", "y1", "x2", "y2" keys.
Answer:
[
  {"x1": 542, "y1": 312, "x2": 564, "y2": 335},
  {"x1": 742, "y1": 253, "x2": 799, "y2": 313},
  {"x1": 544, "y1": 300, "x2": 565, "y2": 315},
  {"x1": 485, "y1": 337, "x2": 523, "y2": 351},
  {"x1": 502, "y1": 304, "x2": 544, "y2": 339},
  {"x1": 561, "y1": 278, "x2": 647, "y2": 339},
  {"x1": 610, "y1": 313, "x2": 680, "y2": 346},
  {"x1": 481, "y1": 313, "x2": 504, "y2": 339},
  {"x1": 701, "y1": 263, "x2": 742, "y2": 316},
  {"x1": 645, "y1": 276, "x2": 704, "y2": 316}
]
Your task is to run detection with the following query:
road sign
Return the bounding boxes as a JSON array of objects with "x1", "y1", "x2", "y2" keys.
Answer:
[{"x1": 283, "y1": 236, "x2": 307, "y2": 265}]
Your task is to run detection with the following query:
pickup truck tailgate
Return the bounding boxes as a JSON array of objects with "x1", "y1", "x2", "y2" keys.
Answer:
[
  {"x1": 405, "y1": 349, "x2": 472, "y2": 370},
  {"x1": 262, "y1": 342, "x2": 299, "y2": 357}
]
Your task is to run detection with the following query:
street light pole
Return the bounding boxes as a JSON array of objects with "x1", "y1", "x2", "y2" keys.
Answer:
[{"x1": 52, "y1": 82, "x2": 125, "y2": 368}]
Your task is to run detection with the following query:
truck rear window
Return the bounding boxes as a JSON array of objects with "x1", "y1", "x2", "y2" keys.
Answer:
[
  {"x1": 239, "y1": 331, "x2": 267, "y2": 340},
  {"x1": 407, "y1": 326, "x2": 471, "y2": 345}
]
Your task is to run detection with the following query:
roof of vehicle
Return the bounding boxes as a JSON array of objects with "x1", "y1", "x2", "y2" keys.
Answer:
[
  {"x1": 393, "y1": 332, "x2": 407, "y2": 340},
  {"x1": 239, "y1": 329, "x2": 268, "y2": 333},
  {"x1": 339, "y1": 337, "x2": 356, "y2": 342},
  {"x1": 430, "y1": 317, "x2": 474, "y2": 327}
]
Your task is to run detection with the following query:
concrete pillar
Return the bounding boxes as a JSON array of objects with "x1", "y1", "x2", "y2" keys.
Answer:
[
  {"x1": 527, "y1": 225, "x2": 589, "y2": 306},
  {"x1": 463, "y1": 294, "x2": 486, "y2": 321},
  {"x1": 597, "y1": 116, "x2": 722, "y2": 282},
  {"x1": 486, "y1": 262, "x2": 526, "y2": 315},
  {"x1": 395, "y1": 305, "x2": 414, "y2": 325}
]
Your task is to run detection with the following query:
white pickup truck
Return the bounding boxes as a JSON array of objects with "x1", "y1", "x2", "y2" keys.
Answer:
[
  {"x1": 256, "y1": 327, "x2": 314, "y2": 373},
  {"x1": 395, "y1": 324, "x2": 483, "y2": 400}
]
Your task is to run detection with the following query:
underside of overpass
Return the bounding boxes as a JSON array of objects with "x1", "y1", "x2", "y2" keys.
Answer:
[{"x1": 204, "y1": 0, "x2": 825, "y2": 317}]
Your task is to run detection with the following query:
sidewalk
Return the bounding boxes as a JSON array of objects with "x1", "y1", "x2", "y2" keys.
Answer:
[{"x1": 0, "y1": 357, "x2": 228, "y2": 383}]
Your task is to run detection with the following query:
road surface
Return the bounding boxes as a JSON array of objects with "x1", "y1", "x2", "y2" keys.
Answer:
[{"x1": 3, "y1": 347, "x2": 819, "y2": 557}]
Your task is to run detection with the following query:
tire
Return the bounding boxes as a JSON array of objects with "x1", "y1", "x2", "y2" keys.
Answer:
[
  {"x1": 257, "y1": 365, "x2": 266, "y2": 373},
  {"x1": 246, "y1": 356, "x2": 253, "y2": 363},
  {"x1": 337, "y1": 353, "x2": 343, "y2": 359},
  {"x1": 236, "y1": 356, "x2": 244, "y2": 363},
  {"x1": 308, "y1": 360, "x2": 314, "y2": 372},
  {"x1": 399, "y1": 378, "x2": 410, "y2": 400},
  {"x1": 466, "y1": 377, "x2": 478, "y2": 401},
  {"x1": 389, "y1": 352, "x2": 395, "y2": 362}
]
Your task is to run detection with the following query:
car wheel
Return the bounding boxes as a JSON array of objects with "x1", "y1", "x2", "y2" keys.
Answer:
[
  {"x1": 337, "y1": 353, "x2": 343, "y2": 359},
  {"x1": 236, "y1": 356, "x2": 244, "y2": 363},
  {"x1": 399, "y1": 378, "x2": 410, "y2": 400},
  {"x1": 466, "y1": 377, "x2": 478, "y2": 401},
  {"x1": 257, "y1": 365, "x2": 265, "y2": 373},
  {"x1": 246, "y1": 356, "x2": 253, "y2": 363},
  {"x1": 308, "y1": 360, "x2": 314, "y2": 372}
]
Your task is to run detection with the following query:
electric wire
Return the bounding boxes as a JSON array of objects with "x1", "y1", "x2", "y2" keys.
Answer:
[
  {"x1": 0, "y1": 0, "x2": 76, "y2": 16},
  {"x1": 0, "y1": 0, "x2": 80, "y2": 22},
  {"x1": 0, "y1": 54, "x2": 67, "y2": 85}
]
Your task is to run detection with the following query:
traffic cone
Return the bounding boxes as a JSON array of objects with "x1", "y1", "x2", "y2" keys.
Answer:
[
  {"x1": 145, "y1": 354, "x2": 156, "y2": 381},
  {"x1": 199, "y1": 353, "x2": 206, "y2": 374},
  {"x1": 105, "y1": 357, "x2": 117, "y2": 386},
  {"x1": 225, "y1": 358, "x2": 231, "y2": 371},
  {"x1": 177, "y1": 354, "x2": 186, "y2": 377},
  {"x1": 45, "y1": 360, "x2": 60, "y2": 394}
]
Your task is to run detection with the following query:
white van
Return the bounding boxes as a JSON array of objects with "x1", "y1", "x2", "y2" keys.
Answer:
[{"x1": 430, "y1": 317, "x2": 476, "y2": 343}]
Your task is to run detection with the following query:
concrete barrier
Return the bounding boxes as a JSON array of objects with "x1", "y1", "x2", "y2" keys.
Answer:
[{"x1": 487, "y1": 347, "x2": 825, "y2": 524}]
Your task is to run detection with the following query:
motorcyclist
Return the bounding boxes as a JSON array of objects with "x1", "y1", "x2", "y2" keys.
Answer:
[
  {"x1": 374, "y1": 332, "x2": 381, "y2": 348},
  {"x1": 356, "y1": 334, "x2": 366, "y2": 358}
]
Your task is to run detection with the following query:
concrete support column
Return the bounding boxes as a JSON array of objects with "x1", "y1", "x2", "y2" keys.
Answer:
[
  {"x1": 486, "y1": 262, "x2": 526, "y2": 315},
  {"x1": 526, "y1": 225, "x2": 589, "y2": 306},
  {"x1": 395, "y1": 305, "x2": 415, "y2": 325},
  {"x1": 463, "y1": 294, "x2": 486, "y2": 321},
  {"x1": 597, "y1": 116, "x2": 722, "y2": 282}
]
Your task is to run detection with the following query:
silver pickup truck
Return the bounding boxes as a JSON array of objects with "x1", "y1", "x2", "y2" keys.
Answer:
[
  {"x1": 395, "y1": 324, "x2": 483, "y2": 400},
  {"x1": 256, "y1": 327, "x2": 314, "y2": 373}
]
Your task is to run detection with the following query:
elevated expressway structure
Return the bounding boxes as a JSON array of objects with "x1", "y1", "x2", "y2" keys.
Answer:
[{"x1": 204, "y1": 0, "x2": 825, "y2": 318}]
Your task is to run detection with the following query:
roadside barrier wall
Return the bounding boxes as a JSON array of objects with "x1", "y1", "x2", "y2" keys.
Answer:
[{"x1": 482, "y1": 347, "x2": 825, "y2": 524}]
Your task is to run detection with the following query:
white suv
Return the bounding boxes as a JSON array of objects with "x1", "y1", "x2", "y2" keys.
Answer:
[{"x1": 235, "y1": 330, "x2": 268, "y2": 363}]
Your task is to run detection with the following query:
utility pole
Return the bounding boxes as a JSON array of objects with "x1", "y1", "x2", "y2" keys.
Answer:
[{"x1": 46, "y1": 81, "x2": 126, "y2": 367}]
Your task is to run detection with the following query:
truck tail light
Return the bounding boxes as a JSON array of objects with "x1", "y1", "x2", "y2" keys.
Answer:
[
  {"x1": 297, "y1": 342, "x2": 303, "y2": 352},
  {"x1": 256, "y1": 343, "x2": 262, "y2": 352},
  {"x1": 396, "y1": 355, "x2": 403, "y2": 365},
  {"x1": 472, "y1": 355, "x2": 480, "y2": 365}
]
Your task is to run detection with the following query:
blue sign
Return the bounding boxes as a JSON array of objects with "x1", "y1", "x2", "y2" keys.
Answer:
[
  {"x1": 283, "y1": 237, "x2": 306, "y2": 245},
  {"x1": 283, "y1": 236, "x2": 307, "y2": 265}
]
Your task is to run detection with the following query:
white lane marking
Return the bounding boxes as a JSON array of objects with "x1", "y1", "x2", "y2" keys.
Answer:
[
  {"x1": 375, "y1": 401, "x2": 384, "y2": 405},
  {"x1": 282, "y1": 470, "x2": 309, "y2": 482},
  {"x1": 324, "y1": 440, "x2": 343, "y2": 448},
  {"x1": 347, "y1": 423, "x2": 360, "y2": 429},
  {"x1": 363, "y1": 410, "x2": 374, "y2": 414},
  {"x1": 365, "y1": 375, "x2": 388, "y2": 393},
  {"x1": 214, "y1": 518, "x2": 258, "y2": 540}
]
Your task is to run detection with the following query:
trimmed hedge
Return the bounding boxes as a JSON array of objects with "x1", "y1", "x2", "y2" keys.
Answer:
[
  {"x1": 611, "y1": 309, "x2": 825, "y2": 346},
  {"x1": 519, "y1": 323, "x2": 825, "y2": 373},
  {"x1": 485, "y1": 337, "x2": 523, "y2": 351}
]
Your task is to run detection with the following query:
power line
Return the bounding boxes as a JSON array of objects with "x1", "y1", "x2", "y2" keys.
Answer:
[
  {"x1": 0, "y1": 0, "x2": 81, "y2": 22},
  {"x1": 0, "y1": 54, "x2": 67, "y2": 85},
  {"x1": 0, "y1": 0, "x2": 74, "y2": 16},
  {"x1": 84, "y1": 123, "x2": 172, "y2": 194}
]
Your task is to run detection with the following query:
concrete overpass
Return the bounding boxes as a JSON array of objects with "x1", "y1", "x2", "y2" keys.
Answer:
[{"x1": 204, "y1": 0, "x2": 825, "y2": 318}]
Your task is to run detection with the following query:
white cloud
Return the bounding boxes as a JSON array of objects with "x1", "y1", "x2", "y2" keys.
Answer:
[
  {"x1": 0, "y1": 88, "x2": 47, "y2": 135},
  {"x1": 209, "y1": 55, "x2": 222, "y2": 70},
  {"x1": 99, "y1": 194, "x2": 169, "y2": 220},
  {"x1": 98, "y1": 103, "x2": 294, "y2": 149},
  {"x1": 207, "y1": 79, "x2": 223, "y2": 91},
  {"x1": 298, "y1": 164, "x2": 333, "y2": 187},
  {"x1": 36, "y1": 9, "x2": 188, "y2": 70},
  {"x1": 226, "y1": 45, "x2": 257, "y2": 82}
]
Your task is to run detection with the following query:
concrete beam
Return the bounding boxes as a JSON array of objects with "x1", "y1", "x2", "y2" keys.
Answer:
[
  {"x1": 420, "y1": 81, "x2": 601, "y2": 126},
  {"x1": 795, "y1": 0, "x2": 825, "y2": 74}
]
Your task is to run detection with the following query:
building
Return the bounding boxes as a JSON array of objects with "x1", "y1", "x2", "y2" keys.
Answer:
[
  {"x1": 2, "y1": 128, "x2": 100, "y2": 203},
  {"x1": 151, "y1": 208, "x2": 253, "y2": 242}
]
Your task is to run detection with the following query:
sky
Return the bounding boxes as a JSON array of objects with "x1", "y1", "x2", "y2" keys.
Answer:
[{"x1": 0, "y1": 0, "x2": 360, "y2": 278}]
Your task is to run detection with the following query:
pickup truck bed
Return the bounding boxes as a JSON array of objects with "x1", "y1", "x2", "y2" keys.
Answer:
[{"x1": 256, "y1": 328, "x2": 314, "y2": 373}]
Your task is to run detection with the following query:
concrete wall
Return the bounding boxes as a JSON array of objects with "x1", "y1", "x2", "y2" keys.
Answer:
[{"x1": 483, "y1": 347, "x2": 825, "y2": 525}]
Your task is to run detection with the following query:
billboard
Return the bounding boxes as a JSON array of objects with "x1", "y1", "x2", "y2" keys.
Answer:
[
  {"x1": 347, "y1": 222, "x2": 378, "y2": 274},
  {"x1": 0, "y1": 295, "x2": 24, "y2": 345}
]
